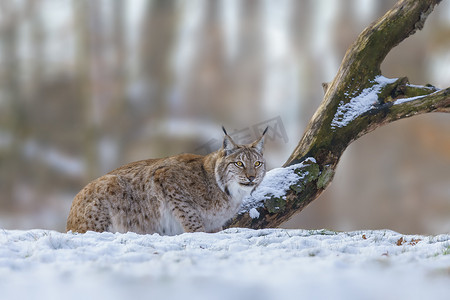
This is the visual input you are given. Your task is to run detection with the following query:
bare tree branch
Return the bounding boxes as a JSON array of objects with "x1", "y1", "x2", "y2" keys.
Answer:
[{"x1": 227, "y1": 0, "x2": 449, "y2": 229}]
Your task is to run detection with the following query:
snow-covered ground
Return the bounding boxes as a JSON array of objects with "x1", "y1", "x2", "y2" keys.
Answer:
[{"x1": 1, "y1": 228, "x2": 449, "y2": 300}]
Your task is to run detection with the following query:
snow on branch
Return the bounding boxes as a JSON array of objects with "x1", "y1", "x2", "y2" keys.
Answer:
[
  {"x1": 331, "y1": 76, "x2": 398, "y2": 129},
  {"x1": 239, "y1": 158, "x2": 318, "y2": 216}
]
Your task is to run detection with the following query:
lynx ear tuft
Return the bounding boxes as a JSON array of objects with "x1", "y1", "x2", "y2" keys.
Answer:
[
  {"x1": 251, "y1": 127, "x2": 268, "y2": 153},
  {"x1": 262, "y1": 126, "x2": 268, "y2": 136},
  {"x1": 222, "y1": 127, "x2": 238, "y2": 155},
  {"x1": 222, "y1": 126, "x2": 228, "y2": 136}
]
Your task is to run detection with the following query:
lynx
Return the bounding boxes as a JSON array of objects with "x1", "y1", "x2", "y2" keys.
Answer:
[{"x1": 66, "y1": 127, "x2": 267, "y2": 235}]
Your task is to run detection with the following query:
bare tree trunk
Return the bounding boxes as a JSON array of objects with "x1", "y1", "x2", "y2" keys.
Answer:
[
  {"x1": 227, "y1": 0, "x2": 450, "y2": 229},
  {"x1": 139, "y1": 0, "x2": 178, "y2": 118},
  {"x1": 73, "y1": 0, "x2": 97, "y2": 181},
  {"x1": 0, "y1": 2, "x2": 22, "y2": 210},
  {"x1": 111, "y1": 0, "x2": 128, "y2": 165}
]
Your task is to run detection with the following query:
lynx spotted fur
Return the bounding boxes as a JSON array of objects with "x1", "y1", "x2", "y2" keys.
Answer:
[{"x1": 66, "y1": 128, "x2": 267, "y2": 234}]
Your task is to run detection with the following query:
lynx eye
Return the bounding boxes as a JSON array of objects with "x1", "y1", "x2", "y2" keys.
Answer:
[
  {"x1": 254, "y1": 161, "x2": 262, "y2": 167},
  {"x1": 235, "y1": 161, "x2": 244, "y2": 167}
]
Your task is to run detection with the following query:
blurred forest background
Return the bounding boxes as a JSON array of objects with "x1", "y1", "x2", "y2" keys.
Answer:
[{"x1": 0, "y1": 0, "x2": 449, "y2": 234}]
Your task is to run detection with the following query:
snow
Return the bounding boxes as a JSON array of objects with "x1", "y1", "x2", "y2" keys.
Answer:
[
  {"x1": 22, "y1": 139, "x2": 84, "y2": 177},
  {"x1": 249, "y1": 208, "x2": 260, "y2": 219},
  {"x1": 331, "y1": 78, "x2": 442, "y2": 125},
  {"x1": 240, "y1": 158, "x2": 317, "y2": 214},
  {"x1": 405, "y1": 83, "x2": 436, "y2": 90},
  {"x1": 394, "y1": 94, "x2": 428, "y2": 105},
  {"x1": 394, "y1": 89, "x2": 440, "y2": 105},
  {"x1": 0, "y1": 228, "x2": 449, "y2": 300},
  {"x1": 331, "y1": 76, "x2": 398, "y2": 129}
]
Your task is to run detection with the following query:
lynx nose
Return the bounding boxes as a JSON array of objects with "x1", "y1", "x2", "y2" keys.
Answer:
[{"x1": 247, "y1": 176, "x2": 255, "y2": 182}]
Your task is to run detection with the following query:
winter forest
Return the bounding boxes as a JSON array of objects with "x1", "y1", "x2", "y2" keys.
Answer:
[
  {"x1": 1, "y1": 1, "x2": 450, "y2": 299},
  {"x1": 1, "y1": 0, "x2": 450, "y2": 234}
]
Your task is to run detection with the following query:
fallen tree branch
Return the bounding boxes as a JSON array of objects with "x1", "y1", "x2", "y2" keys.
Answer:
[{"x1": 227, "y1": 0, "x2": 449, "y2": 229}]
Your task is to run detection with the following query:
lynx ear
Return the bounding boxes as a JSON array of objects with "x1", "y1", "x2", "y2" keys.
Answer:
[
  {"x1": 222, "y1": 126, "x2": 238, "y2": 155},
  {"x1": 251, "y1": 126, "x2": 268, "y2": 153}
]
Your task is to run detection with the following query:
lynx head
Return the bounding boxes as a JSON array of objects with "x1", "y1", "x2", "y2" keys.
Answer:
[{"x1": 215, "y1": 126, "x2": 268, "y2": 197}]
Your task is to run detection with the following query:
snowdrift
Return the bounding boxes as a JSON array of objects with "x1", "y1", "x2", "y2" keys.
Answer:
[{"x1": 1, "y1": 228, "x2": 449, "y2": 300}]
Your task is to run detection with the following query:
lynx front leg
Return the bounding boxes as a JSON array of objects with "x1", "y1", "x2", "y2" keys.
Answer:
[
  {"x1": 154, "y1": 168, "x2": 206, "y2": 233},
  {"x1": 170, "y1": 203, "x2": 205, "y2": 233}
]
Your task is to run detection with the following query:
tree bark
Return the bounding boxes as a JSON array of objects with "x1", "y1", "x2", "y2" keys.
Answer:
[{"x1": 227, "y1": 0, "x2": 450, "y2": 229}]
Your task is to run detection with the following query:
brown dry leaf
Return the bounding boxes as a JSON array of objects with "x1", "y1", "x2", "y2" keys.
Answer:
[
  {"x1": 409, "y1": 239, "x2": 422, "y2": 246},
  {"x1": 396, "y1": 237, "x2": 421, "y2": 246},
  {"x1": 362, "y1": 234, "x2": 367, "y2": 240}
]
